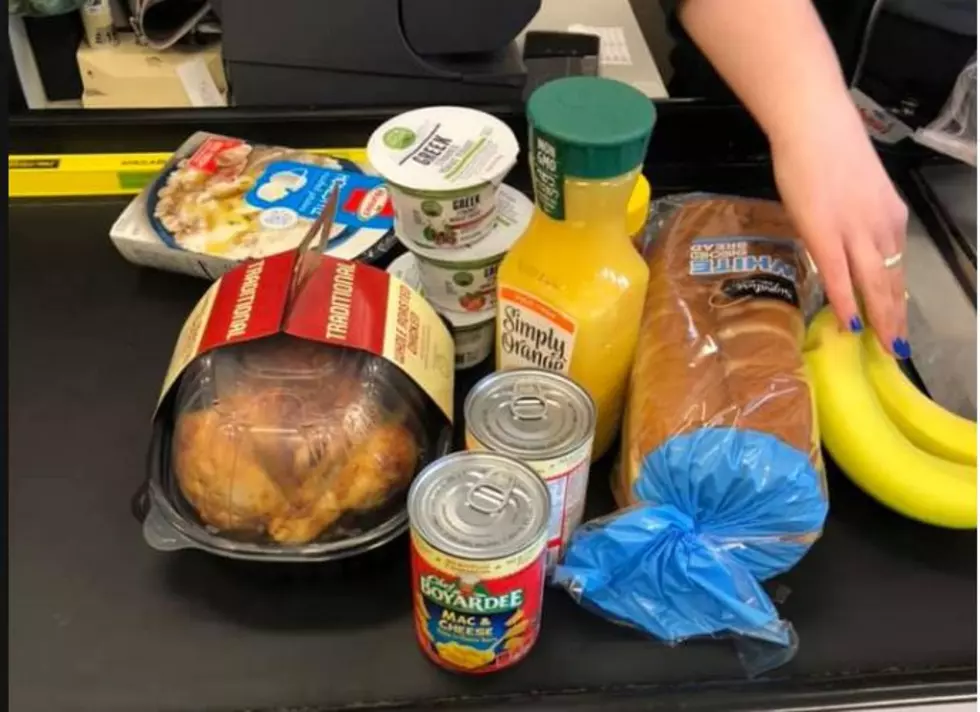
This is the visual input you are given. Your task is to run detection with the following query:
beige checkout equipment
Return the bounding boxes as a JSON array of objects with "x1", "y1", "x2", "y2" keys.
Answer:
[{"x1": 76, "y1": 33, "x2": 227, "y2": 109}]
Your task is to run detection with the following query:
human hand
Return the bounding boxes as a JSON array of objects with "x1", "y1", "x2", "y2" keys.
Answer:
[{"x1": 771, "y1": 102, "x2": 910, "y2": 358}]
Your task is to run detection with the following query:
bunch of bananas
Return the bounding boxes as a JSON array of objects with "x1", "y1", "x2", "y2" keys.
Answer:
[{"x1": 804, "y1": 308, "x2": 977, "y2": 529}]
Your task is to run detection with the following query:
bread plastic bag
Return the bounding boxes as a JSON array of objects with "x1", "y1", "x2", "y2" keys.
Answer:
[
  {"x1": 914, "y1": 55, "x2": 977, "y2": 166},
  {"x1": 554, "y1": 194, "x2": 829, "y2": 674}
]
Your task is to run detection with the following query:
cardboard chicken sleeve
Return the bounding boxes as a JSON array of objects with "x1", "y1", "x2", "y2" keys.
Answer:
[{"x1": 139, "y1": 192, "x2": 454, "y2": 561}]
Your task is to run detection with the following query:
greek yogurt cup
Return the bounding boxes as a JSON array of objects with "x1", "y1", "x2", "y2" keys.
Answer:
[
  {"x1": 367, "y1": 106, "x2": 520, "y2": 250},
  {"x1": 399, "y1": 184, "x2": 532, "y2": 315},
  {"x1": 387, "y1": 252, "x2": 496, "y2": 370}
]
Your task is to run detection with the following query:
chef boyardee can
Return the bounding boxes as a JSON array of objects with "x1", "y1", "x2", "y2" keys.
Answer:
[
  {"x1": 465, "y1": 369, "x2": 595, "y2": 573},
  {"x1": 408, "y1": 451, "x2": 549, "y2": 674}
]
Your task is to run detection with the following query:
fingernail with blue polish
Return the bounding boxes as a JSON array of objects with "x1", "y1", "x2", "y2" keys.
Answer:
[
  {"x1": 848, "y1": 316, "x2": 863, "y2": 333},
  {"x1": 892, "y1": 338, "x2": 912, "y2": 359}
]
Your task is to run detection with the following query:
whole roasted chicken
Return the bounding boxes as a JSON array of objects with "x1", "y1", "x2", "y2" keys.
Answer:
[{"x1": 172, "y1": 336, "x2": 422, "y2": 545}]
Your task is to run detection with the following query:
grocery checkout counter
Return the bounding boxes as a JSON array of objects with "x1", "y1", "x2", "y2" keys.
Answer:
[{"x1": 8, "y1": 104, "x2": 977, "y2": 712}]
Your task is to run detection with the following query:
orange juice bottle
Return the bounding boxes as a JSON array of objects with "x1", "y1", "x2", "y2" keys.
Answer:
[{"x1": 496, "y1": 77, "x2": 655, "y2": 460}]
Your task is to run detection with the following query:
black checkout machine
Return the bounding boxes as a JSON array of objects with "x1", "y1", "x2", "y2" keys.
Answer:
[{"x1": 210, "y1": 0, "x2": 600, "y2": 106}]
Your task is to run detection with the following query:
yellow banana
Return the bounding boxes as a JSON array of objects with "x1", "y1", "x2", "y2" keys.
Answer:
[
  {"x1": 861, "y1": 330, "x2": 977, "y2": 466},
  {"x1": 805, "y1": 309, "x2": 976, "y2": 529}
]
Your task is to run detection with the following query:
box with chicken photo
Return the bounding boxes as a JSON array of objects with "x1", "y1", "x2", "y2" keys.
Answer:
[{"x1": 109, "y1": 131, "x2": 397, "y2": 279}]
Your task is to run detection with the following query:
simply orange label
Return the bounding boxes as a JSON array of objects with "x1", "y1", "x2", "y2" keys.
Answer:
[{"x1": 497, "y1": 286, "x2": 577, "y2": 374}]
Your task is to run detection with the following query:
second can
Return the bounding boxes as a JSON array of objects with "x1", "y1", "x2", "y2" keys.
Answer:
[{"x1": 465, "y1": 369, "x2": 596, "y2": 572}]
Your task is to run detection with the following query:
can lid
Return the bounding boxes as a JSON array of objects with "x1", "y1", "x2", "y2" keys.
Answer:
[
  {"x1": 408, "y1": 452, "x2": 549, "y2": 560},
  {"x1": 465, "y1": 369, "x2": 595, "y2": 460}
]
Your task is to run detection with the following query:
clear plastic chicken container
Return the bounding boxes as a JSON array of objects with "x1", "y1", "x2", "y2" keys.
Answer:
[{"x1": 143, "y1": 334, "x2": 452, "y2": 561}]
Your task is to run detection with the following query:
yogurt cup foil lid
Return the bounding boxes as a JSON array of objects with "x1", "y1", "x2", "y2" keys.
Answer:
[{"x1": 367, "y1": 107, "x2": 520, "y2": 193}]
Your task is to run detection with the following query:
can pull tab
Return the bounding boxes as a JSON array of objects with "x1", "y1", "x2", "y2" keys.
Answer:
[
  {"x1": 509, "y1": 392, "x2": 548, "y2": 421},
  {"x1": 465, "y1": 473, "x2": 515, "y2": 516}
]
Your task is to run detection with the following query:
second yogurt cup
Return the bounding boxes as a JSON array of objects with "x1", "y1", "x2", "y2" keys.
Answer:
[
  {"x1": 401, "y1": 184, "x2": 533, "y2": 314},
  {"x1": 387, "y1": 253, "x2": 496, "y2": 370},
  {"x1": 367, "y1": 106, "x2": 519, "y2": 250}
]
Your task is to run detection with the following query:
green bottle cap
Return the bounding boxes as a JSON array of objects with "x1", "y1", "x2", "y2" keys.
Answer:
[
  {"x1": 527, "y1": 76, "x2": 656, "y2": 180},
  {"x1": 526, "y1": 77, "x2": 655, "y2": 219}
]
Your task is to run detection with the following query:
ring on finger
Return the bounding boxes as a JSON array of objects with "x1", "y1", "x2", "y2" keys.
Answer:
[{"x1": 883, "y1": 251, "x2": 903, "y2": 269}]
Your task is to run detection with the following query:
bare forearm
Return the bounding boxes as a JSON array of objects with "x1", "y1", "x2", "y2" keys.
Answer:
[{"x1": 678, "y1": 0, "x2": 862, "y2": 146}]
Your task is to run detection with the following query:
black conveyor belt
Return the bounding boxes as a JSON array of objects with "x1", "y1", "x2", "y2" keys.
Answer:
[{"x1": 9, "y1": 196, "x2": 976, "y2": 712}]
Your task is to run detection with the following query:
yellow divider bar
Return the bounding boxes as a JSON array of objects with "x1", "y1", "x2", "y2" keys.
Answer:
[{"x1": 8, "y1": 147, "x2": 368, "y2": 198}]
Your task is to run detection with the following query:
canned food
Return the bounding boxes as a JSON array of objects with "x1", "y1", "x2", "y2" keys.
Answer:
[
  {"x1": 408, "y1": 451, "x2": 549, "y2": 674},
  {"x1": 464, "y1": 369, "x2": 595, "y2": 572}
]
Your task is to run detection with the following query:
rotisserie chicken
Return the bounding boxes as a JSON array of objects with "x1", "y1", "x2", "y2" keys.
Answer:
[{"x1": 172, "y1": 337, "x2": 422, "y2": 544}]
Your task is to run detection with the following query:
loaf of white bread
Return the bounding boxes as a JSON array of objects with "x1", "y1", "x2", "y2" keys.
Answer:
[{"x1": 617, "y1": 195, "x2": 823, "y2": 506}]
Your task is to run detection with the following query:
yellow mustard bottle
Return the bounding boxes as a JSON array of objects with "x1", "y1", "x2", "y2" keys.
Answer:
[{"x1": 496, "y1": 77, "x2": 656, "y2": 460}]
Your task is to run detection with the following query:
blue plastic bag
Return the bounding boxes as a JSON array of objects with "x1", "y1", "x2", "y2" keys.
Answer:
[{"x1": 555, "y1": 429, "x2": 827, "y2": 669}]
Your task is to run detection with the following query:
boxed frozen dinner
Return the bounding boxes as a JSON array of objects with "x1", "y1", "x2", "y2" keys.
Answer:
[
  {"x1": 140, "y1": 193, "x2": 454, "y2": 561},
  {"x1": 110, "y1": 132, "x2": 397, "y2": 279}
]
